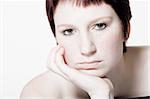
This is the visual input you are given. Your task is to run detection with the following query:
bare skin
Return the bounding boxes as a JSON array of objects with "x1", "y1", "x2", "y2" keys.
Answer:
[
  {"x1": 20, "y1": 46, "x2": 150, "y2": 99},
  {"x1": 20, "y1": 1, "x2": 149, "y2": 99},
  {"x1": 21, "y1": 45, "x2": 113, "y2": 99}
]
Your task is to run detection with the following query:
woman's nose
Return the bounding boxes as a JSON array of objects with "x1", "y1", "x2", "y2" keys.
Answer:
[{"x1": 80, "y1": 35, "x2": 96, "y2": 56}]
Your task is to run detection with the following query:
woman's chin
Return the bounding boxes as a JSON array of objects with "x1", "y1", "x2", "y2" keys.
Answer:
[{"x1": 78, "y1": 69, "x2": 108, "y2": 77}]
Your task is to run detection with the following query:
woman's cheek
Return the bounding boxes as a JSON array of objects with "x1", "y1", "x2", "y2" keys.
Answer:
[
  {"x1": 100, "y1": 34, "x2": 123, "y2": 67},
  {"x1": 63, "y1": 39, "x2": 81, "y2": 66}
]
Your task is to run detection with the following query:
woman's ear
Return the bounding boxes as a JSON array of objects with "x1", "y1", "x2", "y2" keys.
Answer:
[
  {"x1": 123, "y1": 23, "x2": 131, "y2": 53},
  {"x1": 125, "y1": 23, "x2": 131, "y2": 40}
]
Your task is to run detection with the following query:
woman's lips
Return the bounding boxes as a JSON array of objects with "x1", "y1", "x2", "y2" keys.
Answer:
[
  {"x1": 76, "y1": 60, "x2": 102, "y2": 70},
  {"x1": 79, "y1": 60, "x2": 101, "y2": 64},
  {"x1": 76, "y1": 67, "x2": 97, "y2": 70}
]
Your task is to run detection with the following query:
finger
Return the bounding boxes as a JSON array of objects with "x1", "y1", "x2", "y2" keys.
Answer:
[
  {"x1": 56, "y1": 47, "x2": 114, "y2": 94},
  {"x1": 47, "y1": 45, "x2": 65, "y2": 76},
  {"x1": 56, "y1": 47, "x2": 83, "y2": 79},
  {"x1": 47, "y1": 45, "x2": 60, "y2": 67},
  {"x1": 55, "y1": 47, "x2": 79, "y2": 81},
  {"x1": 55, "y1": 47, "x2": 104, "y2": 91}
]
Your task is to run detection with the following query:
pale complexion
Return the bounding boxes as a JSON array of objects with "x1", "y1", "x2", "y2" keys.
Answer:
[
  {"x1": 21, "y1": 1, "x2": 126, "y2": 99},
  {"x1": 54, "y1": 1, "x2": 124, "y2": 77},
  {"x1": 48, "y1": 1, "x2": 125, "y2": 98}
]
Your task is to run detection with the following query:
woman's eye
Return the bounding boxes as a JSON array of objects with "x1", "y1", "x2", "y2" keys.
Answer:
[
  {"x1": 62, "y1": 29, "x2": 74, "y2": 36},
  {"x1": 93, "y1": 23, "x2": 107, "y2": 31}
]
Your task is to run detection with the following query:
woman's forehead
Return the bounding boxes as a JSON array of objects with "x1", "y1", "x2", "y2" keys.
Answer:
[
  {"x1": 54, "y1": 0, "x2": 110, "y2": 15},
  {"x1": 57, "y1": 0, "x2": 104, "y2": 7},
  {"x1": 54, "y1": 2, "x2": 116, "y2": 26}
]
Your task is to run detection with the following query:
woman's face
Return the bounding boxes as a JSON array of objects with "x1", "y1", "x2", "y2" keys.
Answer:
[{"x1": 54, "y1": 1, "x2": 124, "y2": 77}]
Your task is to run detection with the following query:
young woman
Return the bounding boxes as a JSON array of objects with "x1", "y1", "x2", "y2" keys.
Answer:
[{"x1": 20, "y1": 0, "x2": 149, "y2": 99}]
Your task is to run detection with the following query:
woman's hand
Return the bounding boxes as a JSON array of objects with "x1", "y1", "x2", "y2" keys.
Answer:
[{"x1": 47, "y1": 45, "x2": 114, "y2": 99}]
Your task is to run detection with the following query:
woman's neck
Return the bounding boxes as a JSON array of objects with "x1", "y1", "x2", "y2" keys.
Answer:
[
  {"x1": 107, "y1": 48, "x2": 149, "y2": 97},
  {"x1": 106, "y1": 56, "x2": 128, "y2": 96}
]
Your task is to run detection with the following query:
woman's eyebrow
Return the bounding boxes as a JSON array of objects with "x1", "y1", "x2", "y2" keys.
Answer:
[
  {"x1": 57, "y1": 16, "x2": 112, "y2": 29},
  {"x1": 57, "y1": 24, "x2": 76, "y2": 29},
  {"x1": 89, "y1": 16, "x2": 112, "y2": 25}
]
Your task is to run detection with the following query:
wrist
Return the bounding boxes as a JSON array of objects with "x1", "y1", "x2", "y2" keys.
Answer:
[
  {"x1": 89, "y1": 89, "x2": 114, "y2": 99},
  {"x1": 90, "y1": 94, "x2": 114, "y2": 99},
  {"x1": 90, "y1": 96, "x2": 110, "y2": 99}
]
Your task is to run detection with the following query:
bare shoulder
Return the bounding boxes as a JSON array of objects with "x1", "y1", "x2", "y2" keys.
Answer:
[
  {"x1": 125, "y1": 46, "x2": 149, "y2": 69},
  {"x1": 20, "y1": 71, "x2": 63, "y2": 99},
  {"x1": 124, "y1": 46, "x2": 150, "y2": 96},
  {"x1": 125, "y1": 46, "x2": 150, "y2": 62},
  {"x1": 127, "y1": 46, "x2": 149, "y2": 53}
]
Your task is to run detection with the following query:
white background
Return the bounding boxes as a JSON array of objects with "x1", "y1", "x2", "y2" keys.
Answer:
[{"x1": 0, "y1": 0, "x2": 149, "y2": 99}]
